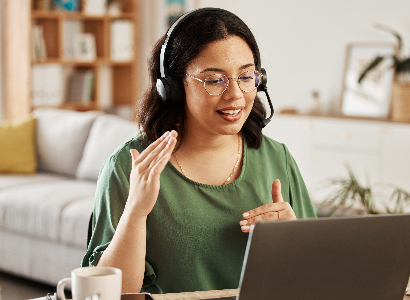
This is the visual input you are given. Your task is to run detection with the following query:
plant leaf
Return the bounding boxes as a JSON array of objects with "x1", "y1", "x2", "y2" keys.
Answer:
[
  {"x1": 395, "y1": 57, "x2": 410, "y2": 73},
  {"x1": 374, "y1": 23, "x2": 403, "y2": 52},
  {"x1": 358, "y1": 56, "x2": 385, "y2": 84}
]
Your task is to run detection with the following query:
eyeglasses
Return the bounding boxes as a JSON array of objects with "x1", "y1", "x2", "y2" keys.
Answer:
[{"x1": 185, "y1": 70, "x2": 263, "y2": 96}]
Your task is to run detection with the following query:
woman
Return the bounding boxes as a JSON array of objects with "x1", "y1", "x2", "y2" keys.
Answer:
[{"x1": 82, "y1": 8, "x2": 316, "y2": 294}]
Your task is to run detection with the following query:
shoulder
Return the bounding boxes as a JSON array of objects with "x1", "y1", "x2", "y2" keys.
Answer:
[
  {"x1": 250, "y1": 135, "x2": 288, "y2": 158},
  {"x1": 260, "y1": 135, "x2": 286, "y2": 150},
  {"x1": 244, "y1": 135, "x2": 289, "y2": 175},
  {"x1": 102, "y1": 134, "x2": 151, "y2": 174}
]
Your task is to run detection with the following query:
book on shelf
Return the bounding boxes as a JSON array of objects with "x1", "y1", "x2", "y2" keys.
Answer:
[
  {"x1": 32, "y1": 25, "x2": 47, "y2": 61},
  {"x1": 52, "y1": 0, "x2": 80, "y2": 11},
  {"x1": 107, "y1": 1, "x2": 122, "y2": 16},
  {"x1": 31, "y1": 64, "x2": 64, "y2": 107},
  {"x1": 63, "y1": 20, "x2": 83, "y2": 60},
  {"x1": 110, "y1": 20, "x2": 134, "y2": 62},
  {"x1": 84, "y1": 0, "x2": 107, "y2": 15},
  {"x1": 67, "y1": 70, "x2": 95, "y2": 103}
]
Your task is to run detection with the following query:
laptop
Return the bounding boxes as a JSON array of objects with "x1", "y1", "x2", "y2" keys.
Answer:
[{"x1": 231, "y1": 213, "x2": 410, "y2": 300}]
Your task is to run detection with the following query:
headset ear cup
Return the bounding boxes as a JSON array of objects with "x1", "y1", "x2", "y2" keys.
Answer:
[
  {"x1": 168, "y1": 77, "x2": 184, "y2": 103},
  {"x1": 156, "y1": 78, "x2": 171, "y2": 103},
  {"x1": 257, "y1": 68, "x2": 267, "y2": 92},
  {"x1": 156, "y1": 77, "x2": 184, "y2": 103}
]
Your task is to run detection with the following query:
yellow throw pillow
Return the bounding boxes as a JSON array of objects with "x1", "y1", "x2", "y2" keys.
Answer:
[{"x1": 0, "y1": 116, "x2": 37, "y2": 173}]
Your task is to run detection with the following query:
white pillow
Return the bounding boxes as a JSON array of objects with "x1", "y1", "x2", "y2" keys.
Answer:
[
  {"x1": 33, "y1": 108, "x2": 102, "y2": 177},
  {"x1": 75, "y1": 114, "x2": 139, "y2": 181}
]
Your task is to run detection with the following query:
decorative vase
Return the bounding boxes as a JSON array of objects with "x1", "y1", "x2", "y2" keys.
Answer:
[{"x1": 391, "y1": 81, "x2": 410, "y2": 122}]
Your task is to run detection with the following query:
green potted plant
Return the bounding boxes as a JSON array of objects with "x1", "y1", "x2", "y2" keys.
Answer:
[
  {"x1": 358, "y1": 24, "x2": 410, "y2": 122},
  {"x1": 316, "y1": 163, "x2": 410, "y2": 217}
]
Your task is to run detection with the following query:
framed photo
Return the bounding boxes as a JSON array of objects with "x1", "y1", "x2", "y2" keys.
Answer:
[
  {"x1": 74, "y1": 33, "x2": 96, "y2": 62},
  {"x1": 340, "y1": 42, "x2": 396, "y2": 118}
]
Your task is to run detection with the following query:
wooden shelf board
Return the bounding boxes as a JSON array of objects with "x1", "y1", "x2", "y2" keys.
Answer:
[
  {"x1": 32, "y1": 58, "x2": 60, "y2": 64},
  {"x1": 62, "y1": 59, "x2": 104, "y2": 66},
  {"x1": 32, "y1": 11, "x2": 135, "y2": 20},
  {"x1": 32, "y1": 10, "x2": 82, "y2": 18},
  {"x1": 59, "y1": 102, "x2": 98, "y2": 111}
]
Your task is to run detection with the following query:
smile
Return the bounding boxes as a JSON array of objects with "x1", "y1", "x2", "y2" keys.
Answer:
[{"x1": 217, "y1": 109, "x2": 242, "y2": 116}]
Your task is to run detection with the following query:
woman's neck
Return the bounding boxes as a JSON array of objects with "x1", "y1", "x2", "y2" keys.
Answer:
[
  {"x1": 171, "y1": 131, "x2": 243, "y2": 185},
  {"x1": 178, "y1": 131, "x2": 239, "y2": 155}
]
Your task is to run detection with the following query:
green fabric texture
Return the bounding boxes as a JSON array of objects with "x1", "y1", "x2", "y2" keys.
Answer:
[{"x1": 81, "y1": 135, "x2": 316, "y2": 294}]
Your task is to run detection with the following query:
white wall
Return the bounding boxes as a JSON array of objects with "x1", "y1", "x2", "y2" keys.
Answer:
[{"x1": 197, "y1": 0, "x2": 410, "y2": 114}]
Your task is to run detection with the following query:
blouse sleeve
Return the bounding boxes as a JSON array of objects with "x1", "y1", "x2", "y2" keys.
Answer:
[
  {"x1": 283, "y1": 144, "x2": 317, "y2": 218},
  {"x1": 81, "y1": 155, "x2": 157, "y2": 288}
]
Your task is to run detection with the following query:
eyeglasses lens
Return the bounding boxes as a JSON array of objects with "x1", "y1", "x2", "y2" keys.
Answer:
[
  {"x1": 204, "y1": 75, "x2": 228, "y2": 95},
  {"x1": 239, "y1": 71, "x2": 261, "y2": 92},
  {"x1": 204, "y1": 71, "x2": 261, "y2": 95}
]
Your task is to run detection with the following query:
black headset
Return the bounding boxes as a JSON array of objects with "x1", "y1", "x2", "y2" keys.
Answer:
[{"x1": 156, "y1": 7, "x2": 274, "y2": 128}]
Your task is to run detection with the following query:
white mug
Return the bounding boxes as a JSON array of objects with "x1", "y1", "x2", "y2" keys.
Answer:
[{"x1": 57, "y1": 266, "x2": 122, "y2": 300}]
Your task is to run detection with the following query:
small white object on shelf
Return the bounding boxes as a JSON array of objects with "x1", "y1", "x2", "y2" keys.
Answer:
[
  {"x1": 74, "y1": 33, "x2": 96, "y2": 62},
  {"x1": 107, "y1": 1, "x2": 122, "y2": 16},
  {"x1": 110, "y1": 20, "x2": 134, "y2": 62},
  {"x1": 84, "y1": 0, "x2": 107, "y2": 16}
]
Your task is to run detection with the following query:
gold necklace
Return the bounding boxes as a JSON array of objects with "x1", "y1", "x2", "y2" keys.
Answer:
[{"x1": 173, "y1": 135, "x2": 242, "y2": 185}]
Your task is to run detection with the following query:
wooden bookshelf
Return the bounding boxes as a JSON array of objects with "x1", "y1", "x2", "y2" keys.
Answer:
[{"x1": 4, "y1": 0, "x2": 140, "y2": 120}]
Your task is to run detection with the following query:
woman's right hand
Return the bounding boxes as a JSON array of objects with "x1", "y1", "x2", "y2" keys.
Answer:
[{"x1": 126, "y1": 130, "x2": 177, "y2": 217}]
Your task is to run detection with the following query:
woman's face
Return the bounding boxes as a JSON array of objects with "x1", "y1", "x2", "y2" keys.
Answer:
[{"x1": 183, "y1": 36, "x2": 257, "y2": 137}]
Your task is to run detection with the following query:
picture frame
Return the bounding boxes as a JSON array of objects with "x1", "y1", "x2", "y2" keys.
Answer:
[
  {"x1": 74, "y1": 33, "x2": 96, "y2": 62},
  {"x1": 340, "y1": 42, "x2": 396, "y2": 119}
]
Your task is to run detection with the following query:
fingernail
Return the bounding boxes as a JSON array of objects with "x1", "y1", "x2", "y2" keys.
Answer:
[
  {"x1": 243, "y1": 212, "x2": 249, "y2": 218},
  {"x1": 242, "y1": 226, "x2": 250, "y2": 231},
  {"x1": 239, "y1": 220, "x2": 248, "y2": 226}
]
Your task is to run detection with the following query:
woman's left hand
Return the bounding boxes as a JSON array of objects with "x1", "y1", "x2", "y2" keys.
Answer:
[{"x1": 240, "y1": 179, "x2": 297, "y2": 233}]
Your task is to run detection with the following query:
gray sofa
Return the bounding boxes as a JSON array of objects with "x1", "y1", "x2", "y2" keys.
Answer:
[{"x1": 0, "y1": 108, "x2": 138, "y2": 286}]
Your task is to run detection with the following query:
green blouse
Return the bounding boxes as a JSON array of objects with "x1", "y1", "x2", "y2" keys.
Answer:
[{"x1": 82, "y1": 135, "x2": 316, "y2": 294}]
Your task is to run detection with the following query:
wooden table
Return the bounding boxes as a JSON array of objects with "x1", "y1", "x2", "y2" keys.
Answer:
[
  {"x1": 151, "y1": 288, "x2": 410, "y2": 300},
  {"x1": 30, "y1": 288, "x2": 410, "y2": 300},
  {"x1": 152, "y1": 289, "x2": 238, "y2": 300}
]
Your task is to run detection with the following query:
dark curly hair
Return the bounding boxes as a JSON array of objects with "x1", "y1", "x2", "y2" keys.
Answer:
[{"x1": 135, "y1": 8, "x2": 266, "y2": 149}]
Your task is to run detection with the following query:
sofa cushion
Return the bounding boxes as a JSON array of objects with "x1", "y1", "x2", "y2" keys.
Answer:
[
  {"x1": 75, "y1": 114, "x2": 139, "y2": 181},
  {"x1": 0, "y1": 173, "x2": 96, "y2": 247},
  {"x1": 33, "y1": 108, "x2": 101, "y2": 177},
  {"x1": 0, "y1": 172, "x2": 65, "y2": 191},
  {"x1": 0, "y1": 116, "x2": 37, "y2": 174},
  {"x1": 60, "y1": 198, "x2": 94, "y2": 247}
]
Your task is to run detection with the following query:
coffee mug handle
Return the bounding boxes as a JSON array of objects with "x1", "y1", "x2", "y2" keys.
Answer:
[{"x1": 57, "y1": 277, "x2": 71, "y2": 300}]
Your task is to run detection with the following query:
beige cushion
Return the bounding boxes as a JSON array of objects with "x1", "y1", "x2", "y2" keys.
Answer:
[
  {"x1": 33, "y1": 108, "x2": 101, "y2": 177},
  {"x1": 75, "y1": 114, "x2": 139, "y2": 181},
  {"x1": 0, "y1": 174, "x2": 96, "y2": 244}
]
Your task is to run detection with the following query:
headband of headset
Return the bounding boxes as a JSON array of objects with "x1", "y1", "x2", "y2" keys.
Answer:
[{"x1": 159, "y1": 8, "x2": 263, "y2": 77}]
